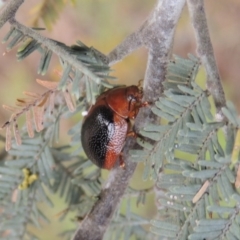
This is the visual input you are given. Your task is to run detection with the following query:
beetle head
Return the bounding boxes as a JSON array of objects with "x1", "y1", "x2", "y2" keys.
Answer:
[{"x1": 106, "y1": 85, "x2": 143, "y2": 119}]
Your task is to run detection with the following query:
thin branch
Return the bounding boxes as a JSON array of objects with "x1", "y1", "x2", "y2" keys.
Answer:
[
  {"x1": 107, "y1": 31, "x2": 142, "y2": 65},
  {"x1": 137, "y1": 0, "x2": 186, "y2": 118},
  {"x1": 187, "y1": 0, "x2": 226, "y2": 114},
  {"x1": 108, "y1": 0, "x2": 186, "y2": 104},
  {"x1": 8, "y1": 19, "x2": 102, "y2": 84},
  {"x1": 72, "y1": 1, "x2": 186, "y2": 239},
  {"x1": 72, "y1": 140, "x2": 138, "y2": 240},
  {"x1": 0, "y1": 0, "x2": 24, "y2": 29}
]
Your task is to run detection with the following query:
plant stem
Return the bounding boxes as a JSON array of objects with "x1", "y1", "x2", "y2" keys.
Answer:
[
  {"x1": 72, "y1": 0, "x2": 186, "y2": 239},
  {"x1": 187, "y1": 0, "x2": 226, "y2": 114},
  {"x1": 0, "y1": 0, "x2": 24, "y2": 29},
  {"x1": 9, "y1": 19, "x2": 102, "y2": 84}
]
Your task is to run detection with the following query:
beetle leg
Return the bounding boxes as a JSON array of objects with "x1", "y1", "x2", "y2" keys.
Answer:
[
  {"x1": 137, "y1": 79, "x2": 143, "y2": 88},
  {"x1": 127, "y1": 131, "x2": 137, "y2": 138},
  {"x1": 141, "y1": 101, "x2": 149, "y2": 107},
  {"x1": 119, "y1": 153, "x2": 125, "y2": 169}
]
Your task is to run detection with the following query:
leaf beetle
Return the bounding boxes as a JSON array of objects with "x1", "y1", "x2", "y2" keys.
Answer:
[{"x1": 81, "y1": 85, "x2": 146, "y2": 170}]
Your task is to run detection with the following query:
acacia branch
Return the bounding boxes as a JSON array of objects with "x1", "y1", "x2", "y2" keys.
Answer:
[
  {"x1": 0, "y1": 0, "x2": 24, "y2": 29},
  {"x1": 72, "y1": 1, "x2": 186, "y2": 239},
  {"x1": 187, "y1": 0, "x2": 226, "y2": 114},
  {"x1": 107, "y1": 31, "x2": 142, "y2": 65},
  {"x1": 8, "y1": 19, "x2": 102, "y2": 84}
]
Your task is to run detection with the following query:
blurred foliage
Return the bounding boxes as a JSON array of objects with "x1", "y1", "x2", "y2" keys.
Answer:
[
  {"x1": 30, "y1": 0, "x2": 76, "y2": 31},
  {"x1": 133, "y1": 55, "x2": 240, "y2": 239}
]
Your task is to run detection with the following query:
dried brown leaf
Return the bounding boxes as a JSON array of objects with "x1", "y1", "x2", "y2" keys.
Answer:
[
  {"x1": 1, "y1": 121, "x2": 10, "y2": 129},
  {"x1": 192, "y1": 180, "x2": 210, "y2": 203},
  {"x1": 26, "y1": 110, "x2": 34, "y2": 138},
  {"x1": 23, "y1": 91, "x2": 41, "y2": 98},
  {"x1": 16, "y1": 98, "x2": 27, "y2": 104},
  {"x1": 53, "y1": 69, "x2": 62, "y2": 77},
  {"x1": 5, "y1": 123, "x2": 12, "y2": 151},
  {"x1": 37, "y1": 92, "x2": 49, "y2": 107},
  {"x1": 36, "y1": 79, "x2": 58, "y2": 90},
  {"x1": 2, "y1": 105, "x2": 18, "y2": 113},
  {"x1": 16, "y1": 102, "x2": 27, "y2": 107},
  {"x1": 63, "y1": 90, "x2": 76, "y2": 112},
  {"x1": 16, "y1": 98, "x2": 33, "y2": 107},
  {"x1": 13, "y1": 122, "x2": 22, "y2": 146},
  {"x1": 32, "y1": 106, "x2": 44, "y2": 132}
]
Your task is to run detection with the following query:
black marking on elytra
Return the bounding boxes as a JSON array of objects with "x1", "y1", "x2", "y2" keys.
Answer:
[{"x1": 81, "y1": 105, "x2": 115, "y2": 167}]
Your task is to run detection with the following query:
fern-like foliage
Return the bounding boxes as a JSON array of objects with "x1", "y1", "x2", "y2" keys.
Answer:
[
  {"x1": 0, "y1": 106, "x2": 101, "y2": 239},
  {"x1": 1, "y1": 25, "x2": 114, "y2": 150},
  {"x1": 2, "y1": 25, "x2": 111, "y2": 83},
  {"x1": 131, "y1": 55, "x2": 240, "y2": 240},
  {"x1": 0, "y1": 26, "x2": 110, "y2": 239}
]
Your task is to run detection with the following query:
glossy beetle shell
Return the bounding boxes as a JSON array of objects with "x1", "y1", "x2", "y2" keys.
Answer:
[{"x1": 81, "y1": 85, "x2": 143, "y2": 169}]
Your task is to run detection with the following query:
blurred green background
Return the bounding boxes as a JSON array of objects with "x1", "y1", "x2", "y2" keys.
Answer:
[{"x1": 0, "y1": 0, "x2": 240, "y2": 239}]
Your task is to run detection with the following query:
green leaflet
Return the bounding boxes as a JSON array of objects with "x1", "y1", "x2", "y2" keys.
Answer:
[
  {"x1": 225, "y1": 167, "x2": 236, "y2": 183},
  {"x1": 165, "y1": 93, "x2": 196, "y2": 107},
  {"x1": 143, "y1": 124, "x2": 171, "y2": 133},
  {"x1": 150, "y1": 226, "x2": 178, "y2": 238},
  {"x1": 159, "y1": 97, "x2": 185, "y2": 113},
  {"x1": 2, "y1": 26, "x2": 15, "y2": 43},
  {"x1": 176, "y1": 144, "x2": 200, "y2": 154},
  {"x1": 155, "y1": 100, "x2": 181, "y2": 116},
  {"x1": 185, "y1": 122, "x2": 203, "y2": 131},
  {"x1": 159, "y1": 199, "x2": 191, "y2": 212},
  {"x1": 220, "y1": 172, "x2": 235, "y2": 198},
  {"x1": 130, "y1": 150, "x2": 148, "y2": 162},
  {"x1": 178, "y1": 85, "x2": 198, "y2": 96},
  {"x1": 225, "y1": 126, "x2": 235, "y2": 155},
  {"x1": 5, "y1": 159, "x2": 29, "y2": 169},
  {"x1": 17, "y1": 39, "x2": 41, "y2": 60},
  {"x1": 136, "y1": 138, "x2": 153, "y2": 151},
  {"x1": 170, "y1": 185, "x2": 202, "y2": 195},
  {"x1": 200, "y1": 95, "x2": 213, "y2": 120},
  {"x1": 222, "y1": 106, "x2": 239, "y2": 126},
  {"x1": 6, "y1": 30, "x2": 24, "y2": 50},
  {"x1": 197, "y1": 160, "x2": 223, "y2": 168},
  {"x1": 206, "y1": 205, "x2": 235, "y2": 214},
  {"x1": 183, "y1": 169, "x2": 218, "y2": 179},
  {"x1": 0, "y1": 166, "x2": 22, "y2": 176},
  {"x1": 58, "y1": 63, "x2": 72, "y2": 90},
  {"x1": 230, "y1": 220, "x2": 240, "y2": 237},
  {"x1": 165, "y1": 192, "x2": 194, "y2": 201},
  {"x1": 139, "y1": 130, "x2": 162, "y2": 141},
  {"x1": 71, "y1": 70, "x2": 83, "y2": 98},
  {"x1": 188, "y1": 231, "x2": 222, "y2": 240},
  {"x1": 38, "y1": 49, "x2": 52, "y2": 75},
  {"x1": 151, "y1": 107, "x2": 176, "y2": 121}
]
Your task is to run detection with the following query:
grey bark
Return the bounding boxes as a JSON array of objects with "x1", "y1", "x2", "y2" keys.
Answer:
[{"x1": 187, "y1": 0, "x2": 226, "y2": 115}]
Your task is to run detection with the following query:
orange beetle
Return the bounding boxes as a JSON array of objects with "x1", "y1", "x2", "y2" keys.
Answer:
[{"x1": 81, "y1": 85, "x2": 146, "y2": 169}]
